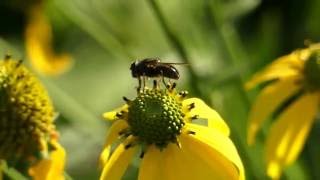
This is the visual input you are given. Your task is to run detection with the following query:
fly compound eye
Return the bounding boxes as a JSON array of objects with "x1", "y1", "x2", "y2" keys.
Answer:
[{"x1": 130, "y1": 62, "x2": 135, "y2": 70}]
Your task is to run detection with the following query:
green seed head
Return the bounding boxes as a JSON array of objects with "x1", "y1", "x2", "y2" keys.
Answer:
[
  {"x1": 0, "y1": 58, "x2": 55, "y2": 161},
  {"x1": 128, "y1": 89, "x2": 184, "y2": 148},
  {"x1": 303, "y1": 51, "x2": 320, "y2": 91}
]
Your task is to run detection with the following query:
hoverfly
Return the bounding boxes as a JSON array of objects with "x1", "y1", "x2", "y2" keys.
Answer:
[{"x1": 130, "y1": 58, "x2": 186, "y2": 90}]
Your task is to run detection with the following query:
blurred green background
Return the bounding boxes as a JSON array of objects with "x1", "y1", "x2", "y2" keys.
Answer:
[{"x1": 1, "y1": 0, "x2": 320, "y2": 179}]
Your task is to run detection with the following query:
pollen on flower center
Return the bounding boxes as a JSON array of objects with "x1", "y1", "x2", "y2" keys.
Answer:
[
  {"x1": 128, "y1": 89, "x2": 184, "y2": 148},
  {"x1": 303, "y1": 51, "x2": 320, "y2": 90},
  {"x1": 0, "y1": 58, "x2": 55, "y2": 160}
]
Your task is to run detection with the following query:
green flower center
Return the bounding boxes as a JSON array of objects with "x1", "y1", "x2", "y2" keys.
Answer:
[
  {"x1": 303, "y1": 51, "x2": 320, "y2": 90},
  {"x1": 128, "y1": 89, "x2": 184, "y2": 148},
  {"x1": 0, "y1": 59, "x2": 55, "y2": 160}
]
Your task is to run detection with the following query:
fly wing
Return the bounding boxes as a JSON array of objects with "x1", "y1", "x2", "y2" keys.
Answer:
[
  {"x1": 155, "y1": 64, "x2": 180, "y2": 79},
  {"x1": 140, "y1": 58, "x2": 160, "y2": 69},
  {"x1": 160, "y1": 62, "x2": 189, "y2": 66}
]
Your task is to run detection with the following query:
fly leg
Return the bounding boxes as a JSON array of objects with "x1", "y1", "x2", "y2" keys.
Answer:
[
  {"x1": 160, "y1": 70, "x2": 168, "y2": 88},
  {"x1": 137, "y1": 76, "x2": 142, "y2": 93},
  {"x1": 153, "y1": 77, "x2": 161, "y2": 90},
  {"x1": 142, "y1": 75, "x2": 147, "y2": 91}
]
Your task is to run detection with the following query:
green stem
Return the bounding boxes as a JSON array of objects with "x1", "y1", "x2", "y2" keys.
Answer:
[
  {"x1": 208, "y1": 2, "x2": 308, "y2": 179},
  {"x1": 1, "y1": 161, "x2": 28, "y2": 180},
  {"x1": 54, "y1": 0, "x2": 133, "y2": 60},
  {"x1": 207, "y1": 1, "x2": 263, "y2": 179},
  {"x1": 304, "y1": 120, "x2": 320, "y2": 179},
  {"x1": 147, "y1": 0, "x2": 205, "y2": 100},
  {"x1": 208, "y1": 1, "x2": 251, "y2": 106},
  {"x1": 42, "y1": 79, "x2": 105, "y2": 136}
]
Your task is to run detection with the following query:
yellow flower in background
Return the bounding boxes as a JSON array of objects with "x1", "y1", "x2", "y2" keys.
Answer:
[
  {"x1": 25, "y1": 2, "x2": 72, "y2": 76},
  {"x1": 246, "y1": 44, "x2": 320, "y2": 179},
  {"x1": 29, "y1": 138, "x2": 66, "y2": 180},
  {"x1": 100, "y1": 84, "x2": 244, "y2": 180},
  {"x1": 0, "y1": 56, "x2": 66, "y2": 179}
]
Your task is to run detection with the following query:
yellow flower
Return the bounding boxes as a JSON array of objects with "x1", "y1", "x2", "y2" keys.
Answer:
[
  {"x1": 0, "y1": 56, "x2": 66, "y2": 179},
  {"x1": 100, "y1": 84, "x2": 244, "y2": 180},
  {"x1": 246, "y1": 44, "x2": 320, "y2": 179},
  {"x1": 25, "y1": 2, "x2": 72, "y2": 76},
  {"x1": 29, "y1": 138, "x2": 66, "y2": 180}
]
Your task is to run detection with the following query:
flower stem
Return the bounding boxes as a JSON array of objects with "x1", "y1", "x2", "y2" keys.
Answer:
[
  {"x1": 207, "y1": 1, "x2": 264, "y2": 179},
  {"x1": 147, "y1": 0, "x2": 205, "y2": 100},
  {"x1": 304, "y1": 120, "x2": 320, "y2": 179}
]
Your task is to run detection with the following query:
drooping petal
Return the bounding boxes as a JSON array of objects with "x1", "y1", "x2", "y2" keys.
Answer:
[
  {"x1": 164, "y1": 143, "x2": 217, "y2": 180},
  {"x1": 103, "y1": 104, "x2": 128, "y2": 121},
  {"x1": 308, "y1": 43, "x2": 320, "y2": 53},
  {"x1": 25, "y1": 4, "x2": 72, "y2": 76},
  {"x1": 184, "y1": 123, "x2": 245, "y2": 180},
  {"x1": 248, "y1": 76, "x2": 302, "y2": 145},
  {"x1": 247, "y1": 44, "x2": 320, "y2": 89},
  {"x1": 28, "y1": 141, "x2": 66, "y2": 180},
  {"x1": 100, "y1": 136, "x2": 138, "y2": 180},
  {"x1": 99, "y1": 120, "x2": 129, "y2": 167},
  {"x1": 182, "y1": 98, "x2": 230, "y2": 136},
  {"x1": 245, "y1": 53, "x2": 304, "y2": 90},
  {"x1": 138, "y1": 145, "x2": 166, "y2": 180},
  {"x1": 150, "y1": 132, "x2": 241, "y2": 180},
  {"x1": 266, "y1": 93, "x2": 319, "y2": 179}
]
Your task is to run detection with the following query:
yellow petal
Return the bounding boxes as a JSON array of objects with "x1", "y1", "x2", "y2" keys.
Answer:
[
  {"x1": 308, "y1": 43, "x2": 320, "y2": 52},
  {"x1": 184, "y1": 123, "x2": 245, "y2": 180},
  {"x1": 0, "y1": 160, "x2": 5, "y2": 180},
  {"x1": 138, "y1": 145, "x2": 166, "y2": 180},
  {"x1": 164, "y1": 143, "x2": 215, "y2": 180},
  {"x1": 182, "y1": 98, "x2": 230, "y2": 136},
  {"x1": 99, "y1": 147, "x2": 111, "y2": 169},
  {"x1": 151, "y1": 133, "x2": 241, "y2": 180},
  {"x1": 29, "y1": 141, "x2": 66, "y2": 180},
  {"x1": 103, "y1": 104, "x2": 128, "y2": 121},
  {"x1": 0, "y1": 166, "x2": 2, "y2": 180},
  {"x1": 245, "y1": 52, "x2": 304, "y2": 90},
  {"x1": 248, "y1": 76, "x2": 302, "y2": 145},
  {"x1": 99, "y1": 120, "x2": 129, "y2": 167},
  {"x1": 25, "y1": 4, "x2": 72, "y2": 76},
  {"x1": 100, "y1": 136, "x2": 138, "y2": 180},
  {"x1": 266, "y1": 93, "x2": 319, "y2": 179}
]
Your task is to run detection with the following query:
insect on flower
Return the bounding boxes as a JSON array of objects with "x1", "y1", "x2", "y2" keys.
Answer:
[
  {"x1": 130, "y1": 58, "x2": 186, "y2": 91},
  {"x1": 99, "y1": 58, "x2": 245, "y2": 180}
]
